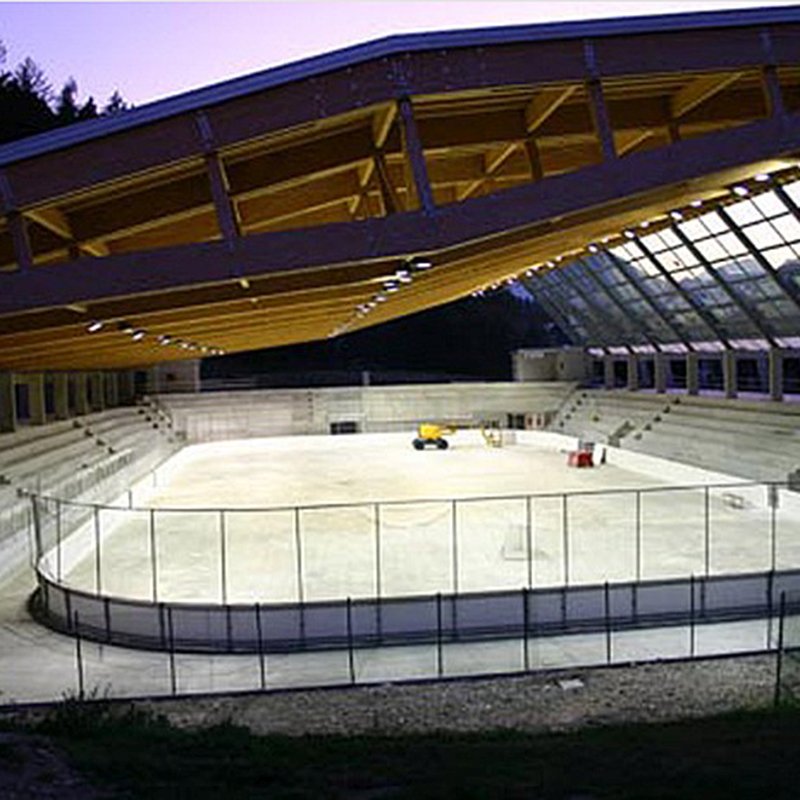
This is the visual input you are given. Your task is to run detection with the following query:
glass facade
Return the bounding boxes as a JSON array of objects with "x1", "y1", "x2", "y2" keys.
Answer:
[{"x1": 523, "y1": 176, "x2": 800, "y2": 351}]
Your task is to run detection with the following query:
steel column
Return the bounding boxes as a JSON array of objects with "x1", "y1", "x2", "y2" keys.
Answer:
[{"x1": 397, "y1": 97, "x2": 436, "y2": 215}]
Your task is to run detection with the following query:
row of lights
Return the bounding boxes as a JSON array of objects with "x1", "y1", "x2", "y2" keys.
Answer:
[
  {"x1": 470, "y1": 170, "x2": 783, "y2": 296},
  {"x1": 329, "y1": 256, "x2": 433, "y2": 338},
  {"x1": 86, "y1": 320, "x2": 226, "y2": 356}
]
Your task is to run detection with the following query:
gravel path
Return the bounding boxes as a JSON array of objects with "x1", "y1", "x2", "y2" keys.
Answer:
[
  {"x1": 0, "y1": 653, "x2": 782, "y2": 798},
  {"x1": 138, "y1": 653, "x2": 778, "y2": 737}
]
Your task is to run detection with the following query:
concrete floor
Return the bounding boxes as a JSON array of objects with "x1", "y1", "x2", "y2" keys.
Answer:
[
  {"x1": 56, "y1": 433, "x2": 800, "y2": 604},
  {"x1": 1, "y1": 431, "x2": 797, "y2": 705}
]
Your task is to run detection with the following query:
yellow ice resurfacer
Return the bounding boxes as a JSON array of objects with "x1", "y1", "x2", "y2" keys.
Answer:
[{"x1": 412, "y1": 423, "x2": 457, "y2": 450}]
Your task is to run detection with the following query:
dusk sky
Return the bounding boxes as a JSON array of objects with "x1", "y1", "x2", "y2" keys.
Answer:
[{"x1": 0, "y1": 1, "x2": 795, "y2": 109}]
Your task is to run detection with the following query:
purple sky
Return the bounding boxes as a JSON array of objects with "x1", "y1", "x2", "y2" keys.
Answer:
[{"x1": 0, "y1": 1, "x2": 795, "y2": 108}]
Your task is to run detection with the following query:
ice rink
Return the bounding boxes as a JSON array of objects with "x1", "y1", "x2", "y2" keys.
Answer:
[{"x1": 55, "y1": 432, "x2": 800, "y2": 605}]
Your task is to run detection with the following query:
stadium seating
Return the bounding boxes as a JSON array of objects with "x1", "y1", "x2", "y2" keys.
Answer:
[{"x1": 552, "y1": 388, "x2": 800, "y2": 482}]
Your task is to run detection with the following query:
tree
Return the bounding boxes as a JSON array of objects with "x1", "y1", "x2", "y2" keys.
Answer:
[
  {"x1": 55, "y1": 76, "x2": 79, "y2": 123},
  {"x1": 104, "y1": 89, "x2": 129, "y2": 116},
  {"x1": 0, "y1": 58, "x2": 55, "y2": 143},
  {"x1": 0, "y1": 44, "x2": 124, "y2": 144},
  {"x1": 14, "y1": 57, "x2": 51, "y2": 102}
]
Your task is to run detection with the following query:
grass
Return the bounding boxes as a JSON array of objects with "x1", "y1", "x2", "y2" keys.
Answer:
[{"x1": 17, "y1": 698, "x2": 800, "y2": 799}]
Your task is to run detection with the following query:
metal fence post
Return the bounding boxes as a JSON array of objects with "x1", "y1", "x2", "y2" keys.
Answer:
[
  {"x1": 526, "y1": 496, "x2": 533, "y2": 590},
  {"x1": 93, "y1": 505, "x2": 102, "y2": 594},
  {"x1": 55, "y1": 498, "x2": 62, "y2": 583},
  {"x1": 689, "y1": 574, "x2": 696, "y2": 659},
  {"x1": 149, "y1": 509, "x2": 159, "y2": 603},
  {"x1": 451, "y1": 500, "x2": 459, "y2": 596},
  {"x1": 774, "y1": 591, "x2": 786, "y2": 708},
  {"x1": 255, "y1": 603, "x2": 266, "y2": 690},
  {"x1": 346, "y1": 597, "x2": 356, "y2": 685},
  {"x1": 522, "y1": 587, "x2": 530, "y2": 672},
  {"x1": 219, "y1": 510, "x2": 228, "y2": 605},
  {"x1": 167, "y1": 606, "x2": 177, "y2": 696},
  {"x1": 374, "y1": 503, "x2": 383, "y2": 641},
  {"x1": 294, "y1": 508, "x2": 304, "y2": 605},
  {"x1": 604, "y1": 581, "x2": 612, "y2": 665},
  {"x1": 562, "y1": 494, "x2": 570, "y2": 587},
  {"x1": 436, "y1": 593, "x2": 443, "y2": 678},
  {"x1": 770, "y1": 484, "x2": 778, "y2": 573},
  {"x1": 30, "y1": 495, "x2": 43, "y2": 565},
  {"x1": 74, "y1": 611, "x2": 85, "y2": 701},
  {"x1": 635, "y1": 490, "x2": 642, "y2": 583},
  {"x1": 704, "y1": 486, "x2": 711, "y2": 578}
]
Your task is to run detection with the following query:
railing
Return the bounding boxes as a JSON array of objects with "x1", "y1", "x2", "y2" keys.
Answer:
[{"x1": 28, "y1": 480, "x2": 800, "y2": 653}]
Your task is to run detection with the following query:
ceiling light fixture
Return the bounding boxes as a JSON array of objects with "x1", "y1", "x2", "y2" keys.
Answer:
[
  {"x1": 732, "y1": 185, "x2": 749, "y2": 197},
  {"x1": 131, "y1": 329, "x2": 147, "y2": 342},
  {"x1": 86, "y1": 320, "x2": 103, "y2": 333}
]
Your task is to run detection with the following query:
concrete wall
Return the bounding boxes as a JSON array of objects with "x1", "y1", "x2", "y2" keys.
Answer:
[
  {"x1": 513, "y1": 348, "x2": 592, "y2": 383},
  {"x1": 158, "y1": 382, "x2": 578, "y2": 443}
]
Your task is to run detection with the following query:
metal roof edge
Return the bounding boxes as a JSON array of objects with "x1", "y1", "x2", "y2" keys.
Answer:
[{"x1": 1, "y1": 4, "x2": 798, "y2": 169}]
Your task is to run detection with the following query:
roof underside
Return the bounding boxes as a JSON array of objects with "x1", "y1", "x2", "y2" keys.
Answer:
[{"x1": 1, "y1": 6, "x2": 799, "y2": 371}]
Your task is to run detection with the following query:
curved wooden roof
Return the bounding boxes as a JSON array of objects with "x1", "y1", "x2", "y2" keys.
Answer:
[{"x1": 1, "y1": 6, "x2": 799, "y2": 370}]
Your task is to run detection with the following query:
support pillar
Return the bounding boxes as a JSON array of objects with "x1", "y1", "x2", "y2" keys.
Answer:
[
  {"x1": 73, "y1": 373, "x2": 89, "y2": 416},
  {"x1": 769, "y1": 348, "x2": 784, "y2": 402},
  {"x1": 53, "y1": 373, "x2": 69, "y2": 420},
  {"x1": 722, "y1": 351, "x2": 737, "y2": 399},
  {"x1": 28, "y1": 373, "x2": 46, "y2": 425},
  {"x1": 653, "y1": 353, "x2": 667, "y2": 394},
  {"x1": 398, "y1": 97, "x2": 435, "y2": 215},
  {"x1": 89, "y1": 372, "x2": 105, "y2": 412},
  {"x1": 0, "y1": 372, "x2": 16, "y2": 433},
  {"x1": 626, "y1": 354, "x2": 639, "y2": 391},
  {"x1": 104, "y1": 373, "x2": 119, "y2": 408},
  {"x1": 118, "y1": 371, "x2": 136, "y2": 405},
  {"x1": 686, "y1": 353, "x2": 700, "y2": 396},
  {"x1": 603, "y1": 356, "x2": 615, "y2": 390}
]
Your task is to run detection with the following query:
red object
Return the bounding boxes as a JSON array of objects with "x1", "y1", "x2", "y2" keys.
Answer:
[{"x1": 568, "y1": 450, "x2": 594, "y2": 468}]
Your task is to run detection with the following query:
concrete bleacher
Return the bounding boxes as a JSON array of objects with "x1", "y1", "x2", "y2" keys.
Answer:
[
  {"x1": 0, "y1": 401, "x2": 182, "y2": 580},
  {"x1": 552, "y1": 388, "x2": 800, "y2": 482}
]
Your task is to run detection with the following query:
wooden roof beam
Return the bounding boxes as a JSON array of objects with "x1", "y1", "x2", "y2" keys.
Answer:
[
  {"x1": 26, "y1": 208, "x2": 109, "y2": 257},
  {"x1": 671, "y1": 71, "x2": 744, "y2": 119},
  {"x1": 524, "y1": 85, "x2": 579, "y2": 133}
]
